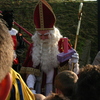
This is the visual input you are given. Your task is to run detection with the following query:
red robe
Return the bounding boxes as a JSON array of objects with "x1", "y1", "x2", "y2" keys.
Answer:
[{"x1": 21, "y1": 38, "x2": 72, "y2": 94}]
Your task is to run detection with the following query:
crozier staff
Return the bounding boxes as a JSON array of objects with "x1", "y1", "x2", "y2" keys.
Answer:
[{"x1": 74, "y1": 3, "x2": 83, "y2": 50}]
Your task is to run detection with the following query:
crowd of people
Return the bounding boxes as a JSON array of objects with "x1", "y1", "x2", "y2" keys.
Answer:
[{"x1": 0, "y1": 0, "x2": 100, "y2": 100}]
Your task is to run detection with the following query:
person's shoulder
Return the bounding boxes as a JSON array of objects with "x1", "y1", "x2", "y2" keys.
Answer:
[
  {"x1": 10, "y1": 68, "x2": 21, "y2": 80},
  {"x1": 12, "y1": 28, "x2": 18, "y2": 33}
]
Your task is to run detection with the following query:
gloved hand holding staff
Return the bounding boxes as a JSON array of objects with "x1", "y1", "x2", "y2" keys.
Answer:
[{"x1": 70, "y1": 2, "x2": 83, "y2": 72}]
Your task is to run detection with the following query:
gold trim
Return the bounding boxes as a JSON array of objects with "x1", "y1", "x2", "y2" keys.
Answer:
[
  {"x1": 35, "y1": 27, "x2": 54, "y2": 31},
  {"x1": 39, "y1": 2, "x2": 44, "y2": 29},
  {"x1": 58, "y1": 63, "x2": 69, "y2": 72},
  {"x1": 41, "y1": 0, "x2": 52, "y2": 11},
  {"x1": 34, "y1": 0, "x2": 56, "y2": 30},
  {"x1": 20, "y1": 67, "x2": 41, "y2": 76}
]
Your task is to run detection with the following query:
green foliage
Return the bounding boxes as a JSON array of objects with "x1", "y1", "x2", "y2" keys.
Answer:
[{"x1": 0, "y1": 1, "x2": 98, "y2": 64}]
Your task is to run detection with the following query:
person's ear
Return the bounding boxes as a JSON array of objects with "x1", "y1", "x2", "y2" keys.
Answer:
[{"x1": 0, "y1": 73, "x2": 12, "y2": 100}]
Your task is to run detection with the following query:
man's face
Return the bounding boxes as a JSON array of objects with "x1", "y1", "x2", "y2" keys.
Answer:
[{"x1": 37, "y1": 30, "x2": 49, "y2": 40}]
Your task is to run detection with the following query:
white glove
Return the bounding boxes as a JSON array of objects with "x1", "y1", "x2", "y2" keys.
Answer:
[
  {"x1": 68, "y1": 52, "x2": 79, "y2": 74},
  {"x1": 71, "y1": 52, "x2": 79, "y2": 63},
  {"x1": 73, "y1": 63, "x2": 79, "y2": 75}
]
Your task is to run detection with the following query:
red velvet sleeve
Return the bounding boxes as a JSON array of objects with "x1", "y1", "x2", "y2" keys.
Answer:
[{"x1": 23, "y1": 43, "x2": 33, "y2": 67}]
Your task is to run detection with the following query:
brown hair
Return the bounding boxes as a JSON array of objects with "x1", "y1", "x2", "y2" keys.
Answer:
[
  {"x1": 0, "y1": 17, "x2": 13, "y2": 82},
  {"x1": 54, "y1": 70, "x2": 78, "y2": 99}
]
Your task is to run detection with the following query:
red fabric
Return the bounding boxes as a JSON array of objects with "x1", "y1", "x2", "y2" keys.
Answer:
[
  {"x1": 23, "y1": 43, "x2": 33, "y2": 67},
  {"x1": 13, "y1": 58, "x2": 19, "y2": 65},
  {"x1": 58, "y1": 38, "x2": 72, "y2": 53},
  {"x1": 0, "y1": 73, "x2": 12, "y2": 100},
  {"x1": 11, "y1": 35, "x2": 18, "y2": 50},
  {"x1": 34, "y1": 0, "x2": 56, "y2": 30},
  {"x1": 23, "y1": 38, "x2": 72, "y2": 93}
]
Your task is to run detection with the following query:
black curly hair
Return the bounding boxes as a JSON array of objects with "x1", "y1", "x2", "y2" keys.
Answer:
[
  {"x1": 77, "y1": 64, "x2": 100, "y2": 100},
  {"x1": 2, "y1": 10, "x2": 14, "y2": 30}
]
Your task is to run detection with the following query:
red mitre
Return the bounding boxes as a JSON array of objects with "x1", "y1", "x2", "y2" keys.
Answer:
[{"x1": 34, "y1": 0, "x2": 56, "y2": 31}]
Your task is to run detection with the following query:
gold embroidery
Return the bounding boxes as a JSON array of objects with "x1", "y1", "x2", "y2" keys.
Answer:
[
  {"x1": 39, "y1": 2, "x2": 44, "y2": 29},
  {"x1": 58, "y1": 63, "x2": 69, "y2": 72},
  {"x1": 20, "y1": 67, "x2": 41, "y2": 76},
  {"x1": 35, "y1": 27, "x2": 54, "y2": 31}
]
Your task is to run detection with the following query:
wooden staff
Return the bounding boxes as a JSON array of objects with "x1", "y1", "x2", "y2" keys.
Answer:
[
  {"x1": 71, "y1": 3, "x2": 83, "y2": 71},
  {"x1": 74, "y1": 2, "x2": 83, "y2": 50}
]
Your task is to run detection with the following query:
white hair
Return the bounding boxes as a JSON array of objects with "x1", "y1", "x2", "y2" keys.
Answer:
[{"x1": 31, "y1": 27, "x2": 63, "y2": 73}]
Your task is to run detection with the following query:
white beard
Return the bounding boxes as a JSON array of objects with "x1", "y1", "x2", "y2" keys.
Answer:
[{"x1": 31, "y1": 27, "x2": 63, "y2": 73}]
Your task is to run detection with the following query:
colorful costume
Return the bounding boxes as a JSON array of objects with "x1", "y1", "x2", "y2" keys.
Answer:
[
  {"x1": 0, "y1": 18, "x2": 35, "y2": 100},
  {"x1": 20, "y1": 0, "x2": 79, "y2": 96},
  {"x1": 6, "y1": 68, "x2": 35, "y2": 100}
]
